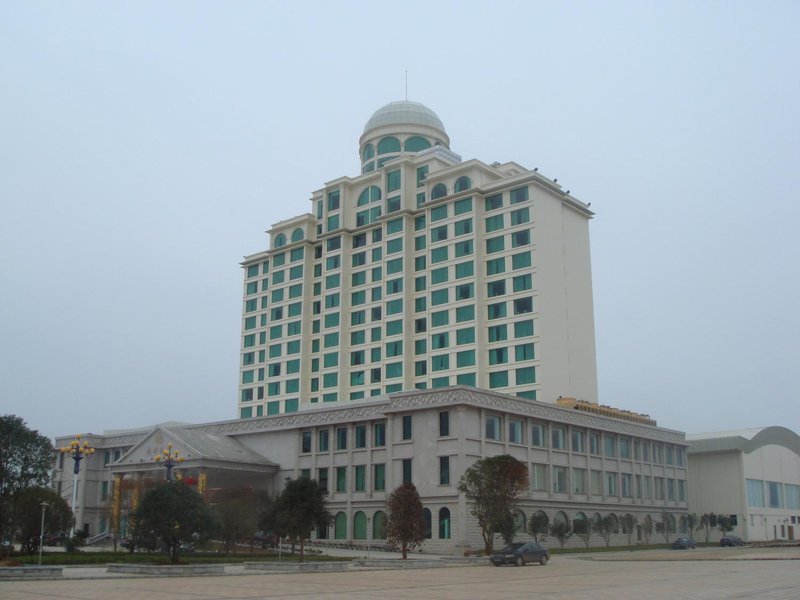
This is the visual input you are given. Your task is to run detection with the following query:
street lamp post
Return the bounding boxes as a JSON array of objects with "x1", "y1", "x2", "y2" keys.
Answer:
[
  {"x1": 38, "y1": 501, "x2": 49, "y2": 565},
  {"x1": 154, "y1": 444, "x2": 183, "y2": 481},
  {"x1": 60, "y1": 436, "x2": 95, "y2": 538}
]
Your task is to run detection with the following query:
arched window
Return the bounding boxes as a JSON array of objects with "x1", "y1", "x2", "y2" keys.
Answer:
[
  {"x1": 423, "y1": 507, "x2": 432, "y2": 539},
  {"x1": 377, "y1": 136, "x2": 401, "y2": 155},
  {"x1": 362, "y1": 143, "x2": 375, "y2": 160},
  {"x1": 334, "y1": 512, "x2": 347, "y2": 539},
  {"x1": 431, "y1": 183, "x2": 447, "y2": 200},
  {"x1": 373, "y1": 510, "x2": 386, "y2": 540},
  {"x1": 273, "y1": 233, "x2": 286, "y2": 248},
  {"x1": 404, "y1": 136, "x2": 431, "y2": 152},
  {"x1": 554, "y1": 511, "x2": 569, "y2": 526},
  {"x1": 573, "y1": 512, "x2": 589, "y2": 538},
  {"x1": 608, "y1": 513, "x2": 619, "y2": 534},
  {"x1": 454, "y1": 176, "x2": 472, "y2": 192},
  {"x1": 357, "y1": 186, "x2": 382, "y2": 206},
  {"x1": 438, "y1": 507, "x2": 451, "y2": 539},
  {"x1": 353, "y1": 511, "x2": 367, "y2": 540},
  {"x1": 514, "y1": 510, "x2": 526, "y2": 533},
  {"x1": 623, "y1": 514, "x2": 636, "y2": 534},
  {"x1": 291, "y1": 228, "x2": 304, "y2": 243},
  {"x1": 678, "y1": 515, "x2": 688, "y2": 534}
]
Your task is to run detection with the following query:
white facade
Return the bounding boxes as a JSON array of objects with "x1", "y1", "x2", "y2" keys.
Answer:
[
  {"x1": 54, "y1": 387, "x2": 688, "y2": 552},
  {"x1": 687, "y1": 427, "x2": 800, "y2": 542},
  {"x1": 238, "y1": 100, "x2": 598, "y2": 418}
]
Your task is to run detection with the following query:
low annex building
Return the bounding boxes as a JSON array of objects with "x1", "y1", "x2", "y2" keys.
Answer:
[
  {"x1": 687, "y1": 426, "x2": 800, "y2": 543},
  {"x1": 54, "y1": 386, "x2": 689, "y2": 552}
]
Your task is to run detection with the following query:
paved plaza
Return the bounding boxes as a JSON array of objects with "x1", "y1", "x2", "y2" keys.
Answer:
[{"x1": 2, "y1": 548, "x2": 799, "y2": 600}]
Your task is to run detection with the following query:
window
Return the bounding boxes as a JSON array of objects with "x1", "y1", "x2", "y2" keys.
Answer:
[
  {"x1": 431, "y1": 225, "x2": 448, "y2": 242},
  {"x1": 318, "y1": 467, "x2": 328, "y2": 492},
  {"x1": 374, "y1": 463, "x2": 386, "y2": 491},
  {"x1": 573, "y1": 469, "x2": 587, "y2": 494},
  {"x1": 431, "y1": 183, "x2": 447, "y2": 200},
  {"x1": 531, "y1": 423, "x2": 545, "y2": 447},
  {"x1": 431, "y1": 246, "x2": 448, "y2": 263},
  {"x1": 605, "y1": 472, "x2": 618, "y2": 496},
  {"x1": 355, "y1": 424, "x2": 367, "y2": 448},
  {"x1": 551, "y1": 427, "x2": 566, "y2": 450},
  {"x1": 402, "y1": 415, "x2": 412, "y2": 440},
  {"x1": 531, "y1": 464, "x2": 547, "y2": 490},
  {"x1": 439, "y1": 456, "x2": 451, "y2": 485},
  {"x1": 454, "y1": 218, "x2": 473, "y2": 236},
  {"x1": 487, "y1": 280, "x2": 506, "y2": 297},
  {"x1": 336, "y1": 466, "x2": 347, "y2": 492},
  {"x1": 374, "y1": 422, "x2": 386, "y2": 447},
  {"x1": 510, "y1": 186, "x2": 529, "y2": 204},
  {"x1": 486, "y1": 236, "x2": 505, "y2": 254},
  {"x1": 485, "y1": 415, "x2": 501, "y2": 440},
  {"x1": 301, "y1": 431, "x2": 312, "y2": 453},
  {"x1": 318, "y1": 429, "x2": 330, "y2": 452},
  {"x1": 402, "y1": 458, "x2": 412, "y2": 484},
  {"x1": 571, "y1": 430, "x2": 585, "y2": 453},
  {"x1": 487, "y1": 257, "x2": 505, "y2": 275},
  {"x1": 456, "y1": 327, "x2": 475, "y2": 344},
  {"x1": 553, "y1": 467, "x2": 568, "y2": 493},
  {"x1": 509, "y1": 419, "x2": 523, "y2": 444},
  {"x1": 354, "y1": 465, "x2": 366, "y2": 492},
  {"x1": 455, "y1": 240, "x2": 473, "y2": 257},
  {"x1": 439, "y1": 411, "x2": 450, "y2": 436},
  {"x1": 336, "y1": 427, "x2": 347, "y2": 450},
  {"x1": 485, "y1": 214, "x2": 504, "y2": 232},
  {"x1": 485, "y1": 193, "x2": 503, "y2": 210},
  {"x1": 604, "y1": 435, "x2": 617, "y2": 457},
  {"x1": 510, "y1": 207, "x2": 529, "y2": 225}
]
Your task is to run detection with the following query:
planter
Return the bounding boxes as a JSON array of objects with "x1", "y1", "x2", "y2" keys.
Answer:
[
  {"x1": 106, "y1": 563, "x2": 224, "y2": 576},
  {"x1": 0, "y1": 566, "x2": 63, "y2": 579}
]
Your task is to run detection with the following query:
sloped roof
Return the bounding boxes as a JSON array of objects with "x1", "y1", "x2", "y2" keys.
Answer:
[{"x1": 686, "y1": 426, "x2": 800, "y2": 456}]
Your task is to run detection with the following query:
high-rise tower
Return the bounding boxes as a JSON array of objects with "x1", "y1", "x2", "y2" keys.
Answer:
[{"x1": 238, "y1": 101, "x2": 597, "y2": 417}]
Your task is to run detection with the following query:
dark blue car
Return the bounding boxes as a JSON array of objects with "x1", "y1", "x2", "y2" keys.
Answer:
[{"x1": 491, "y1": 542, "x2": 550, "y2": 566}]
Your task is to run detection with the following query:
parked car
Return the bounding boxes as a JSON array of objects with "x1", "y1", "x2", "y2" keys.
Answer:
[
  {"x1": 720, "y1": 535, "x2": 745, "y2": 547},
  {"x1": 491, "y1": 542, "x2": 550, "y2": 566},
  {"x1": 672, "y1": 536, "x2": 696, "y2": 549}
]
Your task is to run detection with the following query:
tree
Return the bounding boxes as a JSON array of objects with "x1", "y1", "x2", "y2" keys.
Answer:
[
  {"x1": 686, "y1": 513, "x2": 699, "y2": 538},
  {"x1": 699, "y1": 513, "x2": 717, "y2": 543},
  {"x1": 642, "y1": 514, "x2": 653, "y2": 544},
  {"x1": 621, "y1": 514, "x2": 638, "y2": 546},
  {"x1": 528, "y1": 512, "x2": 549, "y2": 544},
  {"x1": 549, "y1": 520, "x2": 572, "y2": 549},
  {"x1": 10, "y1": 487, "x2": 72, "y2": 554},
  {"x1": 273, "y1": 478, "x2": 332, "y2": 562},
  {"x1": 592, "y1": 514, "x2": 615, "y2": 547},
  {"x1": 457, "y1": 454, "x2": 528, "y2": 554},
  {"x1": 656, "y1": 512, "x2": 675, "y2": 543},
  {"x1": 573, "y1": 517, "x2": 592, "y2": 548},
  {"x1": 134, "y1": 480, "x2": 214, "y2": 564},
  {"x1": 716, "y1": 515, "x2": 733, "y2": 537},
  {"x1": 385, "y1": 482, "x2": 426, "y2": 559},
  {"x1": 495, "y1": 511, "x2": 517, "y2": 547},
  {"x1": 211, "y1": 486, "x2": 259, "y2": 554},
  {"x1": 0, "y1": 416, "x2": 54, "y2": 543}
]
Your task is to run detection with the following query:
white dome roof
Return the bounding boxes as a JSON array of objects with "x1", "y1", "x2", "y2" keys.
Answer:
[{"x1": 363, "y1": 101, "x2": 446, "y2": 136}]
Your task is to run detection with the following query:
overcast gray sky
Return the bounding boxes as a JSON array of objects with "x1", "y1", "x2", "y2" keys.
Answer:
[{"x1": 1, "y1": 1, "x2": 798, "y2": 441}]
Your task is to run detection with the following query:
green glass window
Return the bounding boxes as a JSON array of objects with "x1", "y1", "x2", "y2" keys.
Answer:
[
  {"x1": 374, "y1": 463, "x2": 386, "y2": 490},
  {"x1": 455, "y1": 261, "x2": 473, "y2": 279},
  {"x1": 387, "y1": 169, "x2": 401, "y2": 192},
  {"x1": 336, "y1": 466, "x2": 347, "y2": 492},
  {"x1": 286, "y1": 340, "x2": 300, "y2": 354},
  {"x1": 326, "y1": 255, "x2": 341, "y2": 270},
  {"x1": 326, "y1": 274, "x2": 340, "y2": 289},
  {"x1": 510, "y1": 186, "x2": 529, "y2": 204},
  {"x1": 512, "y1": 230, "x2": 530, "y2": 247},
  {"x1": 377, "y1": 136, "x2": 400, "y2": 154},
  {"x1": 246, "y1": 265, "x2": 259, "y2": 278},
  {"x1": 414, "y1": 235, "x2": 426, "y2": 251},
  {"x1": 487, "y1": 258, "x2": 506, "y2": 275},
  {"x1": 485, "y1": 214, "x2": 504, "y2": 232},
  {"x1": 415, "y1": 360, "x2": 427, "y2": 376},
  {"x1": 431, "y1": 246, "x2": 448, "y2": 263},
  {"x1": 488, "y1": 324, "x2": 508, "y2": 342},
  {"x1": 324, "y1": 332, "x2": 339, "y2": 347},
  {"x1": 416, "y1": 192, "x2": 425, "y2": 207},
  {"x1": 457, "y1": 372, "x2": 476, "y2": 386},
  {"x1": 387, "y1": 258, "x2": 403, "y2": 274},
  {"x1": 272, "y1": 270, "x2": 285, "y2": 285},
  {"x1": 246, "y1": 282, "x2": 258, "y2": 295},
  {"x1": 385, "y1": 340, "x2": 403, "y2": 357},
  {"x1": 454, "y1": 196, "x2": 472, "y2": 214},
  {"x1": 286, "y1": 359, "x2": 300, "y2": 373},
  {"x1": 512, "y1": 252, "x2": 532, "y2": 269},
  {"x1": 454, "y1": 218, "x2": 473, "y2": 236},
  {"x1": 516, "y1": 366, "x2": 536, "y2": 384},
  {"x1": 287, "y1": 320, "x2": 301, "y2": 335},
  {"x1": 414, "y1": 256, "x2": 426, "y2": 271},
  {"x1": 269, "y1": 324, "x2": 283, "y2": 339},
  {"x1": 514, "y1": 297, "x2": 533, "y2": 314},
  {"x1": 352, "y1": 270, "x2": 366, "y2": 286},
  {"x1": 456, "y1": 327, "x2": 475, "y2": 345},
  {"x1": 456, "y1": 305, "x2": 474, "y2": 322},
  {"x1": 487, "y1": 302, "x2": 507, "y2": 320},
  {"x1": 455, "y1": 283, "x2": 474, "y2": 300},
  {"x1": 323, "y1": 352, "x2": 338, "y2": 367},
  {"x1": 515, "y1": 343, "x2": 535, "y2": 361},
  {"x1": 386, "y1": 278, "x2": 402, "y2": 294},
  {"x1": 352, "y1": 290, "x2": 366, "y2": 305},
  {"x1": 350, "y1": 371, "x2": 364, "y2": 386},
  {"x1": 416, "y1": 165, "x2": 429, "y2": 187},
  {"x1": 414, "y1": 338, "x2": 427, "y2": 354},
  {"x1": 430, "y1": 205, "x2": 448, "y2": 222},
  {"x1": 514, "y1": 319, "x2": 534, "y2": 337},
  {"x1": 513, "y1": 274, "x2": 532, "y2": 292},
  {"x1": 489, "y1": 371, "x2": 509, "y2": 388},
  {"x1": 357, "y1": 185, "x2": 381, "y2": 206},
  {"x1": 430, "y1": 267, "x2": 448, "y2": 284},
  {"x1": 431, "y1": 310, "x2": 449, "y2": 327},
  {"x1": 386, "y1": 298, "x2": 403, "y2": 315},
  {"x1": 288, "y1": 284, "x2": 302, "y2": 298},
  {"x1": 486, "y1": 236, "x2": 505, "y2": 253},
  {"x1": 431, "y1": 289, "x2": 449, "y2": 306},
  {"x1": 431, "y1": 183, "x2": 447, "y2": 200},
  {"x1": 455, "y1": 240, "x2": 473, "y2": 257},
  {"x1": 362, "y1": 143, "x2": 375, "y2": 160},
  {"x1": 487, "y1": 280, "x2": 506, "y2": 297},
  {"x1": 456, "y1": 349, "x2": 475, "y2": 367},
  {"x1": 431, "y1": 376, "x2": 449, "y2": 388},
  {"x1": 386, "y1": 362, "x2": 403, "y2": 378},
  {"x1": 327, "y1": 214, "x2": 339, "y2": 231},
  {"x1": 489, "y1": 347, "x2": 508, "y2": 365},
  {"x1": 431, "y1": 354, "x2": 449, "y2": 371},
  {"x1": 286, "y1": 379, "x2": 299, "y2": 393},
  {"x1": 405, "y1": 136, "x2": 431, "y2": 152},
  {"x1": 485, "y1": 193, "x2": 503, "y2": 211},
  {"x1": 352, "y1": 252, "x2": 366, "y2": 268},
  {"x1": 323, "y1": 372, "x2": 338, "y2": 388},
  {"x1": 244, "y1": 316, "x2": 256, "y2": 330},
  {"x1": 354, "y1": 465, "x2": 366, "y2": 491},
  {"x1": 386, "y1": 238, "x2": 402, "y2": 255},
  {"x1": 430, "y1": 225, "x2": 447, "y2": 242},
  {"x1": 415, "y1": 276, "x2": 426, "y2": 291},
  {"x1": 510, "y1": 207, "x2": 530, "y2": 225},
  {"x1": 387, "y1": 217, "x2": 403, "y2": 234},
  {"x1": 386, "y1": 319, "x2": 403, "y2": 336},
  {"x1": 272, "y1": 252, "x2": 286, "y2": 267},
  {"x1": 351, "y1": 330, "x2": 365, "y2": 345},
  {"x1": 431, "y1": 332, "x2": 449, "y2": 350},
  {"x1": 325, "y1": 293, "x2": 340, "y2": 308}
]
